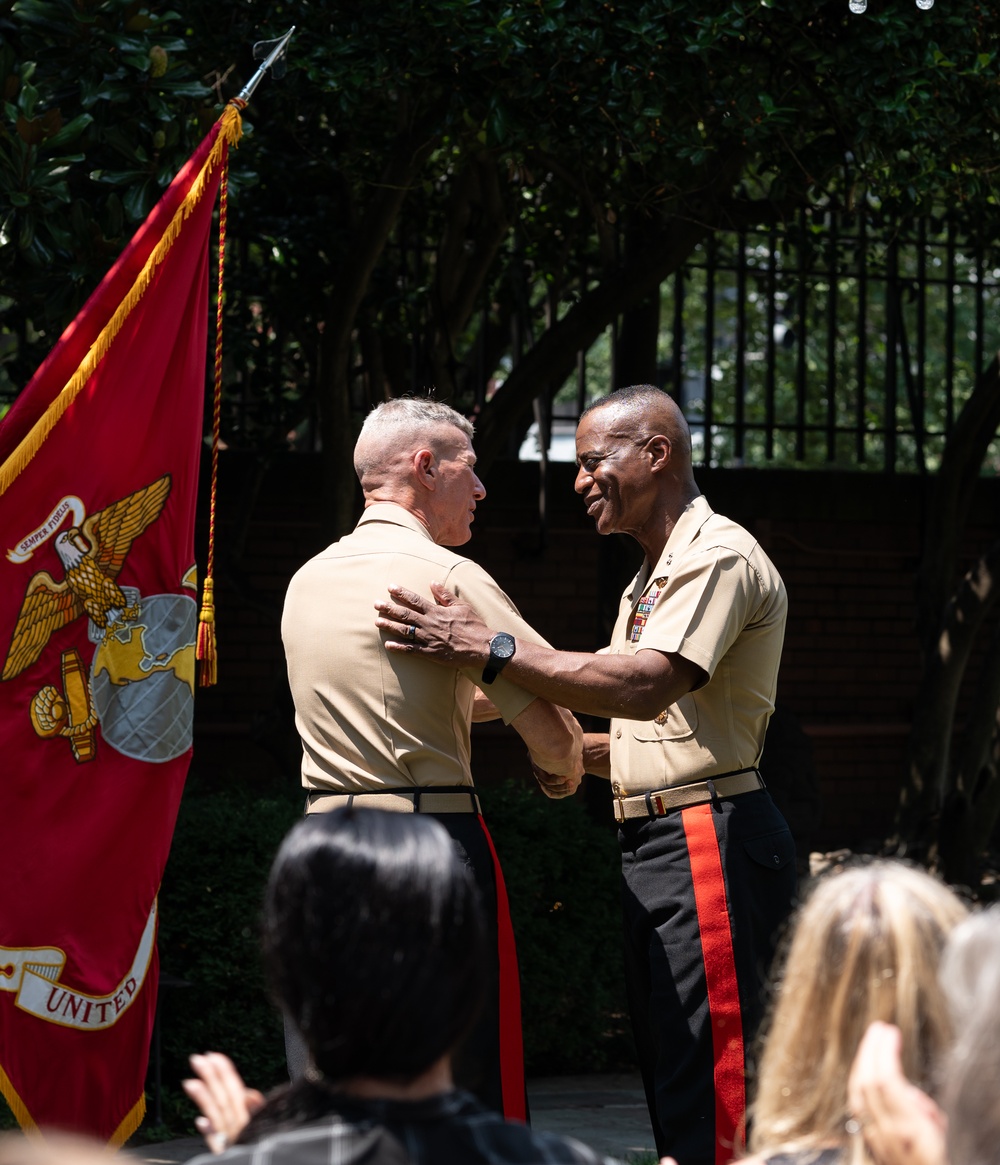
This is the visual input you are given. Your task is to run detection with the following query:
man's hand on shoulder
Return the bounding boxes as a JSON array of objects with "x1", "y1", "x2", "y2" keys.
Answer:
[{"x1": 375, "y1": 582, "x2": 490, "y2": 667}]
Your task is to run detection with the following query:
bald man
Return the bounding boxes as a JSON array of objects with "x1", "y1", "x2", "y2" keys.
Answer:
[
  {"x1": 375, "y1": 386, "x2": 797, "y2": 1165},
  {"x1": 281, "y1": 398, "x2": 584, "y2": 1121}
]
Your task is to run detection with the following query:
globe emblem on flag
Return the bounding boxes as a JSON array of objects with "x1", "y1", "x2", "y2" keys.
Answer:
[{"x1": 90, "y1": 592, "x2": 197, "y2": 762}]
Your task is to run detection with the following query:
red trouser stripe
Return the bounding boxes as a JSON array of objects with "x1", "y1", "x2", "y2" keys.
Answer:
[
  {"x1": 478, "y1": 816, "x2": 527, "y2": 1122},
  {"x1": 682, "y1": 803, "x2": 746, "y2": 1165}
]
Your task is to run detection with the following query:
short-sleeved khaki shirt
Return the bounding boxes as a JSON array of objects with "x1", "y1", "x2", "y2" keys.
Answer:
[
  {"x1": 281, "y1": 503, "x2": 551, "y2": 793},
  {"x1": 608, "y1": 495, "x2": 787, "y2": 795}
]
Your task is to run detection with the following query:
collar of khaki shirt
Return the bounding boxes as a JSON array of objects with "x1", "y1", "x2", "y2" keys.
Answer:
[
  {"x1": 357, "y1": 501, "x2": 435, "y2": 540},
  {"x1": 628, "y1": 493, "x2": 715, "y2": 604}
]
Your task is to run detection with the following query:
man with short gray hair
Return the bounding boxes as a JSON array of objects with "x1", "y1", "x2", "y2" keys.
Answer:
[
  {"x1": 281, "y1": 397, "x2": 584, "y2": 1120},
  {"x1": 375, "y1": 385, "x2": 796, "y2": 1165}
]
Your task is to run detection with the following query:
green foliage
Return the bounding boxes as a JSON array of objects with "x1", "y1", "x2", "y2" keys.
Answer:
[
  {"x1": 153, "y1": 785, "x2": 303, "y2": 1130},
  {"x1": 0, "y1": 1095, "x2": 16, "y2": 1131},
  {"x1": 6, "y1": 0, "x2": 1000, "y2": 471},
  {"x1": 0, "y1": 0, "x2": 214, "y2": 396},
  {"x1": 189, "y1": 0, "x2": 1000, "y2": 467}
]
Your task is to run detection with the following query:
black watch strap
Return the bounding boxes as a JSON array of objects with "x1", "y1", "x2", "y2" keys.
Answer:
[{"x1": 482, "y1": 632, "x2": 516, "y2": 685}]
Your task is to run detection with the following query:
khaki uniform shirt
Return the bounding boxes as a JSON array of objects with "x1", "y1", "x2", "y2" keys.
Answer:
[
  {"x1": 608, "y1": 495, "x2": 786, "y2": 795},
  {"x1": 281, "y1": 503, "x2": 551, "y2": 793}
]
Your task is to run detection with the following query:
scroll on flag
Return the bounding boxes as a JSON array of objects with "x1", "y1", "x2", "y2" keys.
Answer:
[{"x1": 0, "y1": 101, "x2": 242, "y2": 1143}]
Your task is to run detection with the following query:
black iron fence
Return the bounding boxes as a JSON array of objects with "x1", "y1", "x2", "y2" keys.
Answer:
[{"x1": 560, "y1": 210, "x2": 1000, "y2": 474}]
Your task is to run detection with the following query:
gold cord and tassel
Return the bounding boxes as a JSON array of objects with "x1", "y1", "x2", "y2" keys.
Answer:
[
  {"x1": 196, "y1": 97, "x2": 244, "y2": 687},
  {"x1": 196, "y1": 576, "x2": 217, "y2": 687}
]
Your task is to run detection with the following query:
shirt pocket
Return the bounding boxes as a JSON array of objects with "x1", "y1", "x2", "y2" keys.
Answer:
[{"x1": 631, "y1": 693, "x2": 699, "y2": 742}]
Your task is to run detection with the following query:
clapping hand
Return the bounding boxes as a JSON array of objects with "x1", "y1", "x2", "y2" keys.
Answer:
[
  {"x1": 846, "y1": 1022, "x2": 947, "y2": 1165},
  {"x1": 182, "y1": 1052, "x2": 265, "y2": 1155}
]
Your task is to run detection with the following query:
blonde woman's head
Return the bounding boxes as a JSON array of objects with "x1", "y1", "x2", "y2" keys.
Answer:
[{"x1": 748, "y1": 860, "x2": 967, "y2": 1162}]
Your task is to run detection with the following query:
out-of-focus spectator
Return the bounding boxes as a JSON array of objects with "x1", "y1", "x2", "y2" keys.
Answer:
[
  {"x1": 743, "y1": 861, "x2": 967, "y2": 1165},
  {"x1": 184, "y1": 808, "x2": 619, "y2": 1165},
  {"x1": 848, "y1": 906, "x2": 1000, "y2": 1165}
]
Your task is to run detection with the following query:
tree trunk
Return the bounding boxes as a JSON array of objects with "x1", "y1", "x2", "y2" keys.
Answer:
[
  {"x1": 616, "y1": 293, "x2": 661, "y2": 388},
  {"x1": 427, "y1": 151, "x2": 510, "y2": 401},
  {"x1": 937, "y1": 582, "x2": 1000, "y2": 885},
  {"x1": 893, "y1": 354, "x2": 1000, "y2": 860},
  {"x1": 915, "y1": 355, "x2": 1000, "y2": 646},
  {"x1": 894, "y1": 535, "x2": 1000, "y2": 859},
  {"x1": 314, "y1": 116, "x2": 441, "y2": 540},
  {"x1": 615, "y1": 213, "x2": 664, "y2": 388},
  {"x1": 475, "y1": 216, "x2": 709, "y2": 470}
]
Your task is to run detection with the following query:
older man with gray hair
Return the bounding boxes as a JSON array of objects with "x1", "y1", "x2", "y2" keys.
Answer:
[
  {"x1": 375, "y1": 385, "x2": 796, "y2": 1165},
  {"x1": 281, "y1": 397, "x2": 584, "y2": 1121}
]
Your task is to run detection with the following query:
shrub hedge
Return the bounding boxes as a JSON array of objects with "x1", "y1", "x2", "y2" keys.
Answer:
[
  {"x1": 0, "y1": 778, "x2": 630, "y2": 1137},
  {"x1": 153, "y1": 777, "x2": 628, "y2": 1131}
]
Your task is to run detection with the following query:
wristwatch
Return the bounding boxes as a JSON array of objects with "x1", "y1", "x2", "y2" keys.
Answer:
[{"x1": 481, "y1": 632, "x2": 516, "y2": 685}]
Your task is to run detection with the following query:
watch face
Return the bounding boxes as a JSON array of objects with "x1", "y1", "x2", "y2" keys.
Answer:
[{"x1": 491, "y1": 633, "x2": 515, "y2": 661}]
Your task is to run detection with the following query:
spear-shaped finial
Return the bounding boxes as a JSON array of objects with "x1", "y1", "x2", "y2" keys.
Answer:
[{"x1": 236, "y1": 25, "x2": 296, "y2": 104}]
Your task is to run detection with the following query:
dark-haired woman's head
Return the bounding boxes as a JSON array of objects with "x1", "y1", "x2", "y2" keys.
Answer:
[{"x1": 262, "y1": 808, "x2": 487, "y2": 1084}]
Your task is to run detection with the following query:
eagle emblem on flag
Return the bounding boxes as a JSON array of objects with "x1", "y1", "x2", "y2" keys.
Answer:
[{"x1": 2, "y1": 475, "x2": 171, "y2": 683}]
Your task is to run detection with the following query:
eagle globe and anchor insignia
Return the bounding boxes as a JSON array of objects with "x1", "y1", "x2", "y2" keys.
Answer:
[{"x1": 3, "y1": 473, "x2": 198, "y2": 765}]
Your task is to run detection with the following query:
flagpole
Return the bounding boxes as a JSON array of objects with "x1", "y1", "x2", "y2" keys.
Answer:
[{"x1": 236, "y1": 25, "x2": 296, "y2": 104}]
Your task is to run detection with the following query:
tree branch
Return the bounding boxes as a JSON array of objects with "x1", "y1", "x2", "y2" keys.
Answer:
[
  {"x1": 475, "y1": 215, "x2": 709, "y2": 470},
  {"x1": 916, "y1": 353, "x2": 1000, "y2": 647},
  {"x1": 895, "y1": 534, "x2": 1000, "y2": 852}
]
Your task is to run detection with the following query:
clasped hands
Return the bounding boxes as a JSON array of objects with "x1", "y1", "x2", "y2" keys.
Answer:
[{"x1": 530, "y1": 760, "x2": 581, "y2": 799}]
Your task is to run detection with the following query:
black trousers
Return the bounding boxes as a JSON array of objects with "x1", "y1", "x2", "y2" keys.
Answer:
[
  {"x1": 284, "y1": 810, "x2": 527, "y2": 1122},
  {"x1": 620, "y1": 789, "x2": 796, "y2": 1165},
  {"x1": 440, "y1": 813, "x2": 526, "y2": 1122}
]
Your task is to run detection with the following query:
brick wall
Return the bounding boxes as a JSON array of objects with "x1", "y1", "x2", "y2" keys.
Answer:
[{"x1": 193, "y1": 453, "x2": 1000, "y2": 852}]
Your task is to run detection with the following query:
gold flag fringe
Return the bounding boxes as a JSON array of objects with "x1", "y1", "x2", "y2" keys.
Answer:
[
  {"x1": 0, "y1": 101, "x2": 244, "y2": 499},
  {"x1": 1, "y1": 1046, "x2": 147, "y2": 1147},
  {"x1": 0, "y1": 1061, "x2": 38, "y2": 1135},
  {"x1": 0, "y1": 1059, "x2": 143, "y2": 1148},
  {"x1": 109, "y1": 1092, "x2": 147, "y2": 1147}
]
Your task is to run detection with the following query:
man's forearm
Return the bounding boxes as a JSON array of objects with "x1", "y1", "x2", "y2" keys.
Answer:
[
  {"x1": 503, "y1": 641, "x2": 699, "y2": 722},
  {"x1": 510, "y1": 699, "x2": 584, "y2": 778},
  {"x1": 375, "y1": 583, "x2": 701, "y2": 720},
  {"x1": 583, "y1": 732, "x2": 611, "y2": 779}
]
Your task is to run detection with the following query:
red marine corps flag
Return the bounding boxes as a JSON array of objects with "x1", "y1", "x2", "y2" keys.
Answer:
[{"x1": 0, "y1": 99, "x2": 243, "y2": 1143}]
